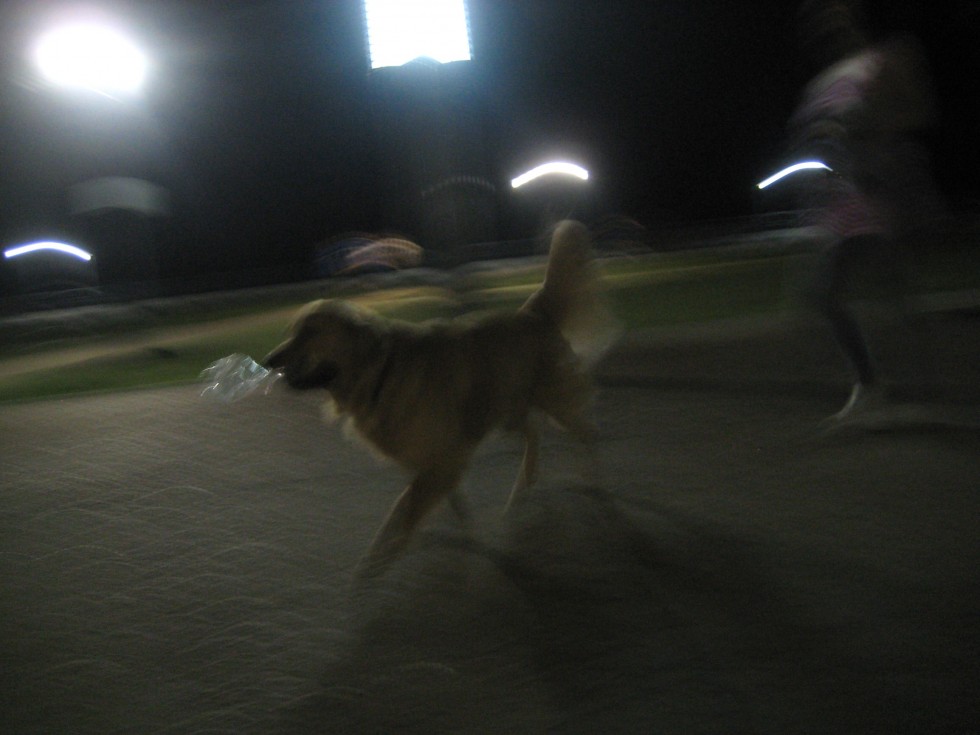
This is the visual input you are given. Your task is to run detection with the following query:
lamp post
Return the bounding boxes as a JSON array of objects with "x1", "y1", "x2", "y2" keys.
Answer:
[
  {"x1": 28, "y1": 18, "x2": 169, "y2": 296},
  {"x1": 363, "y1": 1, "x2": 497, "y2": 264}
]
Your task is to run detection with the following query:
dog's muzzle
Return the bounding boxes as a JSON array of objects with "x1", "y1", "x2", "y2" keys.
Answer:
[{"x1": 277, "y1": 361, "x2": 339, "y2": 390}]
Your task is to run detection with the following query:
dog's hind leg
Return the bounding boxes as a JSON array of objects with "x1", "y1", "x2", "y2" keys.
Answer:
[
  {"x1": 504, "y1": 422, "x2": 539, "y2": 513},
  {"x1": 568, "y1": 416, "x2": 601, "y2": 487},
  {"x1": 355, "y1": 458, "x2": 468, "y2": 581},
  {"x1": 448, "y1": 488, "x2": 474, "y2": 526}
]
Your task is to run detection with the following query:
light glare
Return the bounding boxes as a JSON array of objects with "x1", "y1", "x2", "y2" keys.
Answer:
[
  {"x1": 756, "y1": 161, "x2": 831, "y2": 189},
  {"x1": 364, "y1": 0, "x2": 471, "y2": 70},
  {"x1": 511, "y1": 162, "x2": 590, "y2": 189},
  {"x1": 34, "y1": 23, "x2": 147, "y2": 94},
  {"x1": 4, "y1": 241, "x2": 93, "y2": 262}
]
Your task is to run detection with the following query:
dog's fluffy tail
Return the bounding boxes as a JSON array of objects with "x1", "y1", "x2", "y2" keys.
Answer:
[{"x1": 521, "y1": 220, "x2": 621, "y2": 367}]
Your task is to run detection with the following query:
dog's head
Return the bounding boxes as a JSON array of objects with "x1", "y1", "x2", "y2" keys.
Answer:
[{"x1": 263, "y1": 300, "x2": 373, "y2": 391}]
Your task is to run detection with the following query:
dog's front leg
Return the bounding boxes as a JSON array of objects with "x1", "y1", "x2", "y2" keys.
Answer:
[
  {"x1": 567, "y1": 416, "x2": 601, "y2": 488},
  {"x1": 448, "y1": 488, "x2": 474, "y2": 526},
  {"x1": 504, "y1": 422, "x2": 539, "y2": 513},
  {"x1": 355, "y1": 459, "x2": 467, "y2": 581}
]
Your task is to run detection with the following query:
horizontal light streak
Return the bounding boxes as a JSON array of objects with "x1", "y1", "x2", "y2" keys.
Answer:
[
  {"x1": 756, "y1": 161, "x2": 831, "y2": 189},
  {"x1": 4, "y1": 241, "x2": 93, "y2": 261},
  {"x1": 511, "y1": 162, "x2": 590, "y2": 189}
]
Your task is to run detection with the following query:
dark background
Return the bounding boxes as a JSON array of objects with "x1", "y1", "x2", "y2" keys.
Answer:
[{"x1": 0, "y1": 1, "x2": 977, "y2": 289}]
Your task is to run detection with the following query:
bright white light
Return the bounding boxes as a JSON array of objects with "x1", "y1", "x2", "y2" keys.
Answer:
[
  {"x1": 511, "y1": 162, "x2": 590, "y2": 189},
  {"x1": 34, "y1": 23, "x2": 147, "y2": 95},
  {"x1": 364, "y1": 0, "x2": 472, "y2": 70},
  {"x1": 4, "y1": 241, "x2": 93, "y2": 262},
  {"x1": 756, "y1": 161, "x2": 831, "y2": 190}
]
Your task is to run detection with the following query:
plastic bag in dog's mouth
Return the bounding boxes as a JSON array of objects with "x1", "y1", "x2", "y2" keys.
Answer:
[{"x1": 199, "y1": 353, "x2": 281, "y2": 403}]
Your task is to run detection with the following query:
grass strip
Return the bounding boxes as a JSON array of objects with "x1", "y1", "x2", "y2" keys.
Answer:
[{"x1": 2, "y1": 242, "x2": 976, "y2": 404}]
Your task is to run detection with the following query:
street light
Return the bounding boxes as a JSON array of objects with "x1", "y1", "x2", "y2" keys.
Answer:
[
  {"x1": 33, "y1": 22, "x2": 147, "y2": 96},
  {"x1": 26, "y1": 19, "x2": 165, "y2": 292}
]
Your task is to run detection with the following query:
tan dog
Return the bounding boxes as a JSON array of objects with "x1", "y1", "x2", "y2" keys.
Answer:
[{"x1": 263, "y1": 220, "x2": 616, "y2": 580}]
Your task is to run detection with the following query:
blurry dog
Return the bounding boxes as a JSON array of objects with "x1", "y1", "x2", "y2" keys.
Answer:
[{"x1": 263, "y1": 220, "x2": 617, "y2": 580}]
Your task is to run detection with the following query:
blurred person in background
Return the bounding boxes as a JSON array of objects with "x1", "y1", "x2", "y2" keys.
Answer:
[{"x1": 789, "y1": 0, "x2": 945, "y2": 421}]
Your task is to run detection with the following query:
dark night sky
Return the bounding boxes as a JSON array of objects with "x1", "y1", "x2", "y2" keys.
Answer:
[{"x1": 0, "y1": 1, "x2": 977, "y2": 282}]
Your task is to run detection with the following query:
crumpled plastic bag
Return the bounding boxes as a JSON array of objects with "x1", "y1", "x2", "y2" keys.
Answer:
[{"x1": 199, "y1": 353, "x2": 281, "y2": 403}]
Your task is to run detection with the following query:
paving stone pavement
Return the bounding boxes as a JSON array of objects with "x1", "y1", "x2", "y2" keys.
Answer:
[{"x1": 1, "y1": 304, "x2": 978, "y2": 733}]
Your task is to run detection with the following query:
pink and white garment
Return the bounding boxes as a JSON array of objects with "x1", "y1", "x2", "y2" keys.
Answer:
[
  {"x1": 792, "y1": 46, "x2": 905, "y2": 241},
  {"x1": 791, "y1": 34, "x2": 941, "y2": 243}
]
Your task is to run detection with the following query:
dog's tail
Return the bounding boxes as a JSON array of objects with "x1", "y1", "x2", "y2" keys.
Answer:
[{"x1": 521, "y1": 220, "x2": 621, "y2": 366}]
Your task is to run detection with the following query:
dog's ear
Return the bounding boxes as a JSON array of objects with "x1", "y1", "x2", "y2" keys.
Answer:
[{"x1": 262, "y1": 303, "x2": 334, "y2": 369}]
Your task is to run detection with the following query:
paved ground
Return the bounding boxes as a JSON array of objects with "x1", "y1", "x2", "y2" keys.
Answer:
[{"x1": 1, "y1": 309, "x2": 978, "y2": 734}]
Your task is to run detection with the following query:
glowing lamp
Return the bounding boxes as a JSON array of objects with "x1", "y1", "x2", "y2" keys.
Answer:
[
  {"x1": 34, "y1": 23, "x2": 147, "y2": 95},
  {"x1": 364, "y1": 0, "x2": 472, "y2": 69}
]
